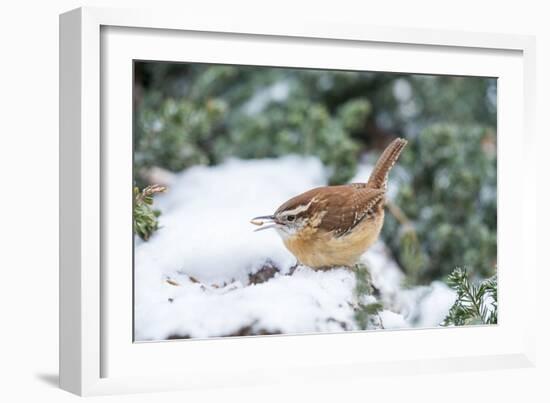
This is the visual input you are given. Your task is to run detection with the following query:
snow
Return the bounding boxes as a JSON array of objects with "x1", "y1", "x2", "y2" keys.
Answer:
[
  {"x1": 379, "y1": 310, "x2": 408, "y2": 329},
  {"x1": 415, "y1": 282, "x2": 458, "y2": 327},
  {"x1": 136, "y1": 156, "x2": 325, "y2": 286},
  {"x1": 135, "y1": 156, "x2": 456, "y2": 341},
  {"x1": 136, "y1": 267, "x2": 357, "y2": 340}
]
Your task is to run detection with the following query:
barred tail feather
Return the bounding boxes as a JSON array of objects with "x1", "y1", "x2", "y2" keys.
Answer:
[{"x1": 367, "y1": 138, "x2": 408, "y2": 189}]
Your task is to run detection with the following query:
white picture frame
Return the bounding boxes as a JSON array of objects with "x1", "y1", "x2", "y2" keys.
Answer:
[{"x1": 59, "y1": 6, "x2": 537, "y2": 396}]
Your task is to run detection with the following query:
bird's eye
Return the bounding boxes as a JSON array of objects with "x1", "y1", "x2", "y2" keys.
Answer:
[{"x1": 286, "y1": 215, "x2": 296, "y2": 222}]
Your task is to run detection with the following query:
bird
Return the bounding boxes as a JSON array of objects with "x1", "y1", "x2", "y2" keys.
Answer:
[{"x1": 251, "y1": 137, "x2": 407, "y2": 269}]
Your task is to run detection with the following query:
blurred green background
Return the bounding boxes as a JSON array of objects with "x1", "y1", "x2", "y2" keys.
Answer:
[{"x1": 134, "y1": 61, "x2": 497, "y2": 285}]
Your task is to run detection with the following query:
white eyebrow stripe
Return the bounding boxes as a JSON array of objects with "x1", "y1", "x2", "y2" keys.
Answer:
[{"x1": 281, "y1": 200, "x2": 313, "y2": 216}]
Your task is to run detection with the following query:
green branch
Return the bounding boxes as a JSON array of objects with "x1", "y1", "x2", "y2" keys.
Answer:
[
  {"x1": 134, "y1": 184, "x2": 167, "y2": 241},
  {"x1": 442, "y1": 267, "x2": 497, "y2": 326}
]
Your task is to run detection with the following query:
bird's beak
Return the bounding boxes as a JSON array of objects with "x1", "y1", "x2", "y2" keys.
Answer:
[{"x1": 250, "y1": 215, "x2": 279, "y2": 232}]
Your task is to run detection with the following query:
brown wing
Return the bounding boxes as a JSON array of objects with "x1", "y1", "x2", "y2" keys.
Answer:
[{"x1": 317, "y1": 185, "x2": 386, "y2": 237}]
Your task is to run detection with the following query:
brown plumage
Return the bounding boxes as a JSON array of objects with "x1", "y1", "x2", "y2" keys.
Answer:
[{"x1": 252, "y1": 138, "x2": 408, "y2": 268}]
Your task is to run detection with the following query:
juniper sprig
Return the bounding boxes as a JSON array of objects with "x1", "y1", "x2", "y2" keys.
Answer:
[
  {"x1": 442, "y1": 267, "x2": 497, "y2": 326},
  {"x1": 134, "y1": 184, "x2": 166, "y2": 241}
]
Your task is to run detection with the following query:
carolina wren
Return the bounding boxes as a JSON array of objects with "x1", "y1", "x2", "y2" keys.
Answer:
[{"x1": 251, "y1": 138, "x2": 407, "y2": 269}]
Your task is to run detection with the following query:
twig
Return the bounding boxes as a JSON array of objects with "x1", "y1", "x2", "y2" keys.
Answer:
[{"x1": 386, "y1": 200, "x2": 415, "y2": 234}]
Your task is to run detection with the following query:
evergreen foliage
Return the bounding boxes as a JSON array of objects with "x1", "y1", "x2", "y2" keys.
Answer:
[
  {"x1": 382, "y1": 124, "x2": 497, "y2": 282},
  {"x1": 353, "y1": 263, "x2": 383, "y2": 330},
  {"x1": 133, "y1": 184, "x2": 166, "y2": 241},
  {"x1": 442, "y1": 267, "x2": 497, "y2": 326},
  {"x1": 134, "y1": 62, "x2": 497, "y2": 283},
  {"x1": 135, "y1": 65, "x2": 373, "y2": 184}
]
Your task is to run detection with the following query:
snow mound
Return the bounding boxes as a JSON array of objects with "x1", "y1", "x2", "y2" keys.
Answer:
[
  {"x1": 135, "y1": 267, "x2": 357, "y2": 340},
  {"x1": 134, "y1": 156, "x2": 454, "y2": 341},
  {"x1": 137, "y1": 156, "x2": 325, "y2": 286}
]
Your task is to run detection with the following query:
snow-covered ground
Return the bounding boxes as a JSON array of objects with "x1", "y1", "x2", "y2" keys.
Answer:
[{"x1": 134, "y1": 156, "x2": 456, "y2": 341}]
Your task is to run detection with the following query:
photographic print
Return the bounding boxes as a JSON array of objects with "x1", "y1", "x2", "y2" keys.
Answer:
[{"x1": 133, "y1": 61, "x2": 497, "y2": 341}]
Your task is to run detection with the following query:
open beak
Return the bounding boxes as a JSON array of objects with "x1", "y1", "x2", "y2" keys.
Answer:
[{"x1": 250, "y1": 215, "x2": 279, "y2": 232}]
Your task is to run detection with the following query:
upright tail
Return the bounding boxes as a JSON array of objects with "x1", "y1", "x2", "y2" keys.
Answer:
[{"x1": 367, "y1": 137, "x2": 408, "y2": 190}]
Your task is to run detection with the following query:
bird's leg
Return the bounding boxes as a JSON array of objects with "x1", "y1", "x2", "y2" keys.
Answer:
[{"x1": 287, "y1": 262, "x2": 300, "y2": 276}]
